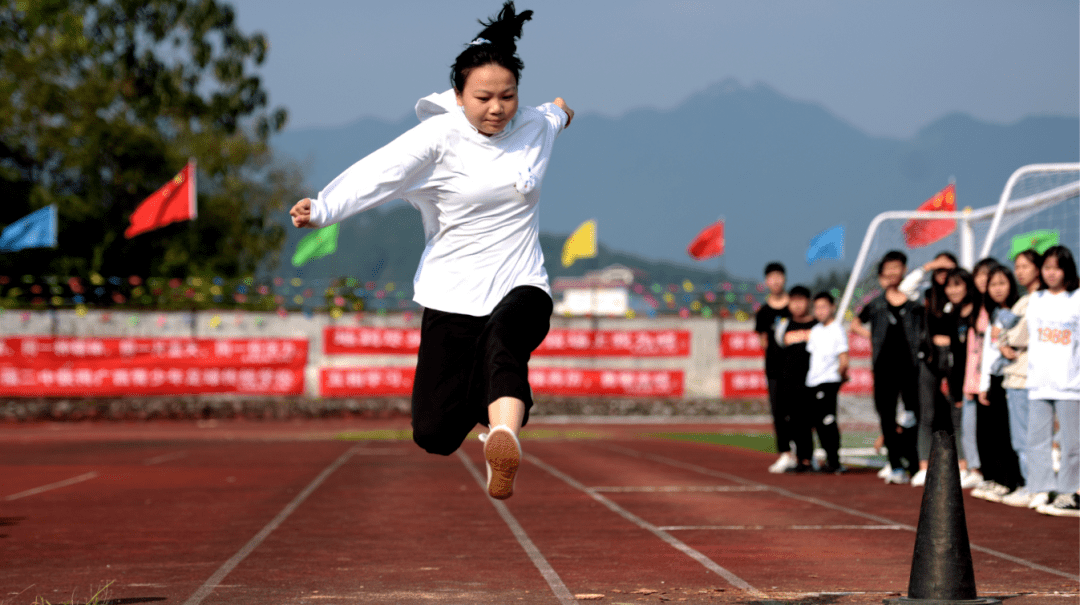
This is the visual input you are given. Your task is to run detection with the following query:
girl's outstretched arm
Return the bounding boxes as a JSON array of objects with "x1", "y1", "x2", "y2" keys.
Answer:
[{"x1": 554, "y1": 97, "x2": 573, "y2": 127}]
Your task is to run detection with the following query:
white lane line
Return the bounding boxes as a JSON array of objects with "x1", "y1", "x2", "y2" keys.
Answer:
[
  {"x1": 659, "y1": 524, "x2": 906, "y2": 531},
  {"x1": 525, "y1": 453, "x2": 765, "y2": 598},
  {"x1": 182, "y1": 446, "x2": 360, "y2": 605},
  {"x1": 4, "y1": 472, "x2": 98, "y2": 501},
  {"x1": 144, "y1": 452, "x2": 188, "y2": 465},
  {"x1": 592, "y1": 485, "x2": 767, "y2": 493},
  {"x1": 601, "y1": 443, "x2": 1080, "y2": 582},
  {"x1": 455, "y1": 450, "x2": 577, "y2": 605}
]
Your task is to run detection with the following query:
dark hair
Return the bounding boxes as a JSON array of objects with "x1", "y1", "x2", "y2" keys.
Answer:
[
  {"x1": 984, "y1": 264, "x2": 1019, "y2": 314},
  {"x1": 933, "y1": 251, "x2": 959, "y2": 266},
  {"x1": 971, "y1": 257, "x2": 1000, "y2": 282},
  {"x1": 943, "y1": 268, "x2": 976, "y2": 312},
  {"x1": 1042, "y1": 245, "x2": 1080, "y2": 292},
  {"x1": 877, "y1": 250, "x2": 907, "y2": 275},
  {"x1": 813, "y1": 291, "x2": 835, "y2": 305},
  {"x1": 1013, "y1": 248, "x2": 1043, "y2": 291},
  {"x1": 451, "y1": 1, "x2": 533, "y2": 92},
  {"x1": 764, "y1": 262, "x2": 785, "y2": 276},
  {"x1": 789, "y1": 285, "x2": 811, "y2": 299}
]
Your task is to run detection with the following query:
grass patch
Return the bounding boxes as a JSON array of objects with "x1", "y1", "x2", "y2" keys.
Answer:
[
  {"x1": 648, "y1": 431, "x2": 778, "y2": 453},
  {"x1": 32, "y1": 581, "x2": 114, "y2": 605}
]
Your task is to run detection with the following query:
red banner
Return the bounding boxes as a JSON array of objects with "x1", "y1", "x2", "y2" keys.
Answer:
[
  {"x1": 530, "y1": 367, "x2": 683, "y2": 397},
  {"x1": 723, "y1": 367, "x2": 874, "y2": 398},
  {"x1": 0, "y1": 336, "x2": 306, "y2": 396},
  {"x1": 323, "y1": 327, "x2": 691, "y2": 357},
  {"x1": 720, "y1": 331, "x2": 765, "y2": 358},
  {"x1": 720, "y1": 330, "x2": 870, "y2": 359},
  {"x1": 324, "y1": 327, "x2": 421, "y2": 355},
  {"x1": 320, "y1": 367, "x2": 415, "y2": 397}
]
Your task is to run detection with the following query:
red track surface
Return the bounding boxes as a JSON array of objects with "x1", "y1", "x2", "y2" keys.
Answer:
[{"x1": 1, "y1": 418, "x2": 1076, "y2": 605}]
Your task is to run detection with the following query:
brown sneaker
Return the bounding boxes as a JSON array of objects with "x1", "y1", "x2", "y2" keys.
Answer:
[{"x1": 480, "y1": 425, "x2": 521, "y2": 500}]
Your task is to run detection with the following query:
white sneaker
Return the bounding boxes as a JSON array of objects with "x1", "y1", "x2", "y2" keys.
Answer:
[
  {"x1": 1036, "y1": 492, "x2": 1079, "y2": 517},
  {"x1": 886, "y1": 469, "x2": 910, "y2": 485},
  {"x1": 910, "y1": 469, "x2": 927, "y2": 487},
  {"x1": 479, "y1": 425, "x2": 521, "y2": 500},
  {"x1": 1001, "y1": 488, "x2": 1036, "y2": 508},
  {"x1": 960, "y1": 469, "x2": 983, "y2": 489},
  {"x1": 877, "y1": 463, "x2": 893, "y2": 479},
  {"x1": 1027, "y1": 491, "x2": 1053, "y2": 510},
  {"x1": 971, "y1": 480, "x2": 1007, "y2": 500},
  {"x1": 768, "y1": 452, "x2": 797, "y2": 474}
]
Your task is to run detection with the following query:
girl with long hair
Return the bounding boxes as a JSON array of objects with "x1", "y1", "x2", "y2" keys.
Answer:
[
  {"x1": 959, "y1": 258, "x2": 999, "y2": 488},
  {"x1": 1026, "y1": 246, "x2": 1080, "y2": 516},
  {"x1": 289, "y1": 2, "x2": 573, "y2": 500}
]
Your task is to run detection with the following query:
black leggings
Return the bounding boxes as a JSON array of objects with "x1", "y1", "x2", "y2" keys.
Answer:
[
  {"x1": 411, "y1": 286, "x2": 553, "y2": 456},
  {"x1": 976, "y1": 375, "x2": 1022, "y2": 490},
  {"x1": 791, "y1": 382, "x2": 842, "y2": 467},
  {"x1": 872, "y1": 361, "x2": 920, "y2": 473}
]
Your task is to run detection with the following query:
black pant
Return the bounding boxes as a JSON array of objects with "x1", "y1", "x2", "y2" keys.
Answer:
[
  {"x1": 916, "y1": 362, "x2": 958, "y2": 461},
  {"x1": 795, "y1": 382, "x2": 842, "y2": 468},
  {"x1": 411, "y1": 286, "x2": 553, "y2": 456},
  {"x1": 872, "y1": 361, "x2": 919, "y2": 473},
  {"x1": 976, "y1": 375, "x2": 1022, "y2": 490},
  {"x1": 768, "y1": 378, "x2": 793, "y2": 454}
]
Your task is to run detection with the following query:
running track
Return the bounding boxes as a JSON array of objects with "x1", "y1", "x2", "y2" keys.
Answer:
[{"x1": 1, "y1": 419, "x2": 1077, "y2": 605}]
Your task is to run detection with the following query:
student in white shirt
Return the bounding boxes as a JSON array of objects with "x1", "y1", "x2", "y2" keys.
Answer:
[
  {"x1": 805, "y1": 291, "x2": 849, "y2": 473},
  {"x1": 289, "y1": 2, "x2": 573, "y2": 500},
  {"x1": 1025, "y1": 246, "x2": 1080, "y2": 516}
]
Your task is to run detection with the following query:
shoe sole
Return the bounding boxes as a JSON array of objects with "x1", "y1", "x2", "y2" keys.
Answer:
[{"x1": 484, "y1": 429, "x2": 520, "y2": 500}]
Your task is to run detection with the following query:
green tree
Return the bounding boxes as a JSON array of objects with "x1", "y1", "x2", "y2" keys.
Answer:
[{"x1": 0, "y1": 0, "x2": 303, "y2": 280}]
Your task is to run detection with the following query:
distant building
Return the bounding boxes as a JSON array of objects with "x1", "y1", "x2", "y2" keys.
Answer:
[{"x1": 552, "y1": 264, "x2": 638, "y2": 316}]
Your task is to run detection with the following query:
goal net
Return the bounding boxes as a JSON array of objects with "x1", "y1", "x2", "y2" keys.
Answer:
[{"x1": 839, "y1": 163, "x2": 1080, "y2": 320}]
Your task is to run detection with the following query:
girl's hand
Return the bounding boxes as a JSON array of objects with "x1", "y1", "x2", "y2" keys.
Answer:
[
  {"x1": 554, "y1": 97, "x2": 574, "y2": 128},
  {"x1": 290, "y1": 198, "x2": 314, "y2": 228},
  {"x1": 1000, "y1": 344, "x2": 1018, "y2": 360},
  {"x1": 978, "y1": 391, "x2": 989, "y2": 405}
]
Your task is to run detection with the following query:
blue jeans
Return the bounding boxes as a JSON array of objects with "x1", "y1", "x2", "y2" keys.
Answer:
[
  {"x1": 962, "y1": 397, "x2": 980, "y2": 469},
  {"x1": 1005, "y1": 388, "x2": 1030, "y2": 483},
  {"x1": 1026, "y1": 398, "x2": 1080, "y2": 494}
]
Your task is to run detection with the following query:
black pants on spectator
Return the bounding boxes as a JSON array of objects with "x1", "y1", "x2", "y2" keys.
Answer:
[
  {"x1": 976, "y1": 375, "x2": 1023, "y2": 491},
  {"x1": 768, "y1": 378, "x2": 793, "y2": 455},
  {"x1": 797, "y1": 382, "x2": 842, "y2": 468},
  {"x1": 872, "y1": 361, "x2": 919, "y2": 473}
]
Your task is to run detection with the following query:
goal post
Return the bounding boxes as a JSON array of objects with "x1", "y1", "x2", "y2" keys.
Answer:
[{"x1": 839, "y1": 163, "x2": 1080, "y2": 320}]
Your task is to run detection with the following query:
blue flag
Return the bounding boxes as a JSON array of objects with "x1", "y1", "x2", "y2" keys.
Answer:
[
  {"x1": 807, "y1": 224, "x2": 844, "y2": 265},
  {"x1": 0, "y1": 205, "x2": 57, "y2": 252}
]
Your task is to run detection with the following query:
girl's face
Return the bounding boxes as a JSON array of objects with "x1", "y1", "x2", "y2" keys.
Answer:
[
  {"x1": 1042, "y1": 256, "x2": 1064, "y2": 291},
  {"x1": 986, "y1": 272, "x2": 1012, "y2": 304},
  {"x1": 1013, "y1": 255, "x2": 1040, "y2": 289},
  {"x1": 973, "y1": 267, "x2": 990, "y2": 294},
  {"x1": 455, "y1": 63, "x2": 519, "y2": 136},
  {"x1": 944, "y1": 278, "x2": 967, "y2": 305}
]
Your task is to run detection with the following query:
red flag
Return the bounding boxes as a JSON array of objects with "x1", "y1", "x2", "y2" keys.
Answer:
[
  {"x1": 902, "y1": 184, "x2": 956, "y2": 248},
  {"x1": 125, "y1": 161, "x2": 197, "y2": 239},
  {"x1": 687, "y1": 219, "x2": 725, "y2": 260}
]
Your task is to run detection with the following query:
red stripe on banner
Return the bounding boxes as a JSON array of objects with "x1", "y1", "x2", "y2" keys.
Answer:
[
  {"x1": 323, "y1": 327, "x2": 422, "y2": 355},
  {"x1": 0, "y1": 365, "x2": 304, "y2": 396},
  {"x1": 722, "y1": 369, "x2": 769, "y2": 398},
  {"x1": 0, "y1": 336, "x2": 307, "y2": 366},
  {"x1": 0, "y1": 336, "x2": 307, "y2": 396},
  {"x1": 848, "y1": 334, "x2": 871, "y2": 359},
  {"x1": 720, "y1": 331, "x2": 764, "y2": 358},
  {"x1": 320, "y1": 367, "x2": 415, "y2": 397},
  {"x1": 839, "y1": 366, "x2": 874, "y2": 394},
  {"x1": 323, "y1": 327, "x2": 691, "y2": 357},
  {"x1": 529, "y1": 367, "x2": 683, "y2": 397}
]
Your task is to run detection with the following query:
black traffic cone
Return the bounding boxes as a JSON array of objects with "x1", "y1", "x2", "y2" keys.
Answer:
[{"x1": 885, "y1": 430, "x2": 1000, "y2": 605}]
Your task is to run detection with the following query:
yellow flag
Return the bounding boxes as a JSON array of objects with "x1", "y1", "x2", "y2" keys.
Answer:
[{"x1": 561, "y1": 219, "x2": 597, "y2": 267}]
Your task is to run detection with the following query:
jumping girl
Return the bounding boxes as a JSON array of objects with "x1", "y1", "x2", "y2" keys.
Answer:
[{"x1": 289, "y1": 2, "x2": 573, "y2": 500}]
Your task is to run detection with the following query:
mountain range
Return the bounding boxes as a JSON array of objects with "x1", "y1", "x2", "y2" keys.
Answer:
[{"x1": 269, "y1": 78, "x2": 1079, "y2": 290}]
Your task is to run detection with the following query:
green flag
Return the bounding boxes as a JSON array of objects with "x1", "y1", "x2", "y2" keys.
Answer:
[
  {"x1": 1009, "y1": 229, "x2": 1059, "y2": 259},
  {"x1": 291, "y1": 223, "x2": 340, "y2": 267}
]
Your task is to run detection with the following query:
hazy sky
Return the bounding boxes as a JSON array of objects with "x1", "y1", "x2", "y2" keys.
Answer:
[{"x1": 229, "y1": 0, "x2": 1078, "y2": 138}]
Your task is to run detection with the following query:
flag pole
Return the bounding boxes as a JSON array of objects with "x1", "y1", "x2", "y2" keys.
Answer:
[{"x1": 716, "y1": 214, "x2": 726, "y2": 353}]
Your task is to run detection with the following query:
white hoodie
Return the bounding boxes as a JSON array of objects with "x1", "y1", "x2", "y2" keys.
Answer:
[{"x1": 309, "y1": 90, "x2": 569, "y2": 316}]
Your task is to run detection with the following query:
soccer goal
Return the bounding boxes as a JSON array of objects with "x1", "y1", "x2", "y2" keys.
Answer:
[{"x1": 839, "y1": 163, "x2": 1080, "y2": 319}]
